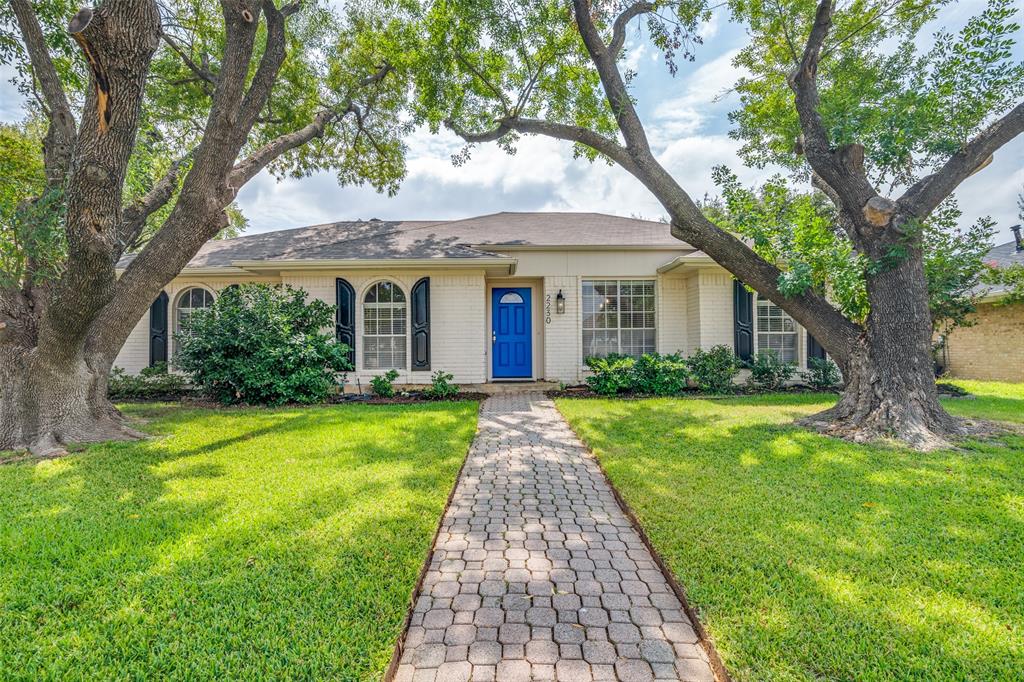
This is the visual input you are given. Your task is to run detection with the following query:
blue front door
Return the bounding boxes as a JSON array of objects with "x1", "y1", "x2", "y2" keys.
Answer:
[{"x1": 492, "y1": 288, "x2": 532, "y2": 378}]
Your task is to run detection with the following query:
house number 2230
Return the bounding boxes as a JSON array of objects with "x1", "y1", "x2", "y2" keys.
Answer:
[{"x1": 544, "y1": 294, "x2": 552, "y2": 324}]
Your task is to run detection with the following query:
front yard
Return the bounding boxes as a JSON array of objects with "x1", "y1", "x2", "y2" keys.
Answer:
[
  {"x1": 0, "y1": 402, "x2": 479, "y2": 680},
  {"x1": 557, "y1": 381, "x2": 1024, "y2": 681}
]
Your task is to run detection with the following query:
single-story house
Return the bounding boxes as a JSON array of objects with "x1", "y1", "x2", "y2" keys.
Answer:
[
  {"x1": 939, "y1": 229, "x2": 1024, "y2": 383},
  {"x1": 114, "y1": 212, "x2": 827, "y2": 387}
]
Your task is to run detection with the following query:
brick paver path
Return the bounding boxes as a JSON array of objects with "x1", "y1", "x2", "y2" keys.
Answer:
[{"x1": 394, "y1": 393, "x2": 716, "y2": 682}]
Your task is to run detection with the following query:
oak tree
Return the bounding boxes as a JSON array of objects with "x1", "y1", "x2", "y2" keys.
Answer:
[
  {"x1": 0, "y1": 0, "x2": 409, "y2": 454},
  {"x1": 417, "y1": 0, "x2": 1024, "y2": 448}
]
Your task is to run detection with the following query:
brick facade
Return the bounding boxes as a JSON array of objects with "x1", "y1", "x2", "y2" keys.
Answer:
[{"x1": 943, "y1": 301, "x2": 1024, "y2": 382}]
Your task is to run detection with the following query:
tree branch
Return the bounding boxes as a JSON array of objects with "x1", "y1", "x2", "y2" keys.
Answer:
[
  {"x1": 9, "y1": 0, "x2": 77, "y2": 185},
  {"x1": 446, "y1": 116, "x2": 640, "y2": 176},
  {"x1": 237, "y1": 0, "x2": 292, "y2": 133},
  {"x1": 570, "y1": 0, "x2": 651, "y2": 155},
  {"x1": 787, "y1": 0, "x2": 877, "y2": 225},
  {"x1": 118, "y1": 152, "x2": 193, "y2": 253},
  {"x1": 160, "y1": 30, "x2": 217, "y2": 88},
  {"x1": 609, "y1": 2, "x2": 655, "y2": 56},
  {"x1": 901, "y1": 101, "x2": 1024, "y2": 218}
]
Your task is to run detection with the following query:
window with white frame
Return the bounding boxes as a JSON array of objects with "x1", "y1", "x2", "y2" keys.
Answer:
[
  {"x1": 174, "y1": 287, "x2": 215, "y2": 337},
  {"x1": 363, "y1": 281, "x2": 407, "y2": 370},
  {"x1": 756, "y1": 296, "x2": 798, "y2": 363},
  {"x1": 582, "y1": 279, "x2": 656, "y2": 360}
]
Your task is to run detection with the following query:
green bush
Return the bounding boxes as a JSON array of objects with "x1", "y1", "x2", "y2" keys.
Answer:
[
  {"x1": 748, "y1": 350, "x2": 798, "y2": 391},
  {"x1": 370, "y1": 369, "x2": 400, "y2": 398},
  {"x1": 803, "y1": 357, "x2": 843, "y2": 391},
  {"x1": 631, "y1": 353, "x2": 690, "y2": 395},
  {"x1": 685, "y1": 345, "x2": 740, "y2": 393},
  {"x1": 423, "y1": 370, "x2": 460, "y2": 399},
  {"x1": 174, "y1": 284, "x2": 352, "y2": 405},
  {"x1": 585, "y1": 355, "x2": 636, "y2": 395},
  {"x1": 108, "y1": 362, "x2": 188, "y2": 401}
]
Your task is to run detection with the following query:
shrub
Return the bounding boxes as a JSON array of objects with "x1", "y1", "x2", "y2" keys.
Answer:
[
  {"x1": 585, "y1": 354, "x2": 636, "y2": 395},
  {"x1": 423, "y1": 370, "x2": 459, "y2": 399},
  {"x1": 370, "y1": 369, "x2": 400, "y2": 398},
  {"x1": 686, "y1": 345, "x2": 740, "y2": 393},
  {"x1": 803, "y1": 357, "x2": 843, "y2": 391},
  {"x1": 174, "y1": 284, "x2": 352, "y2": 405},
  {"x1": 108, "y1": 362, "x2": 188, "y2": 401},
  {"x1": 748, "y1": 350, "x2": 798, "y2": 391},
  {"x1": 631, "y1": 353, "x2": 690, "y2": 395}
]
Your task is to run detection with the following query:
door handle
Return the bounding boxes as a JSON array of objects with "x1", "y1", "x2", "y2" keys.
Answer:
[{"x1": 492, "y1": 331, "x2": 496, "y2": 344}]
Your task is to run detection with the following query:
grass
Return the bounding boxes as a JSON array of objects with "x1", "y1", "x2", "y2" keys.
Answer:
[
  {"x1": 0, "y1": 401, "x2": 479, "y2": 681},
  {"x1": 556, "y1": 381, "x2": 1024, "y2": 681}
]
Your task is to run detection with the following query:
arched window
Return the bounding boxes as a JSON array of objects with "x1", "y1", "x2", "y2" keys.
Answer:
[
  {"x1": 363, "y1": 281, "x2": 407, "y2": 369},
  {"x1": 175, "y1": 287, "x2": 215, "y2": 337},
  {"x1": 755, "y1": 296, "x2": 798, "y2": 363}
]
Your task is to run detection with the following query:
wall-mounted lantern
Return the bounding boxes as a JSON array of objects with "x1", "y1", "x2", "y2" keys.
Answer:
[{"x1": 556, "y1": 289, "x2": 566, "y2": 314}]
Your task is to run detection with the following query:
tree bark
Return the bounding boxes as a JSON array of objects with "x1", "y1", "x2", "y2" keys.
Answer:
[{"x1": 801, "y1": 247, "x2": 963, "y2": 450}]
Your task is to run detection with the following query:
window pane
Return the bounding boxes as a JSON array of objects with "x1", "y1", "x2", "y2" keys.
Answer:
[
  {"x1": 581, "y1": 279, "x2": 655, "y2": 360},
  {"x1": 363, "y1": 281, "x2": 407, "y2": 369}
]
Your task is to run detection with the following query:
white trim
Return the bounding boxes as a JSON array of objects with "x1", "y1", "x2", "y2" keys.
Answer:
[
  {"x1": 656, "y1": 254, "x2": 717, "y2": 273},
  {"x1": 232, "y1": 258, "x2": 516, "y2": 276},
  {"x1": 172, "y1": 285, "x2": 216, "y2": 358},
  {"x1": 580, "y1": 278, "x2": 657, "y2": 363},
  {"x1": 753, "y1": 294, "x2": 803, "y2": 366},
  {"x1": 485, "y1": 281, "x2": 541, "y2": 382},
  {"x1": 359, "y1": 279, "x2": 410, "y2": 372}
]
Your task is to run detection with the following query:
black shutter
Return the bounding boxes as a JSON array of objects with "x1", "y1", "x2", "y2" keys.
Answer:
[
  {"x1": 411, "y1": 277, "x2": 431, "y2": 371},
  {"x1": 149, "y1": 291, "x2": 169, "y2": 367},
  {"x1": 335, "y1": 278, "x2": 356, "y2": 366},
  {"x1": 807, "y1": 331, "x2": 827, "y2": 366},
  {"x1": 733, "y1": 280, "x2": 754, "y2": 362}
]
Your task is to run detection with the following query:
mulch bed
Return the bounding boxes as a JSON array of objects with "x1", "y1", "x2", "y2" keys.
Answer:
[
  {"x1": 546, "y1": 385, "x2": 841, "y2": 400},
  {"x1": 113, "y1": 392, "x2": 488, "y2": 407}
]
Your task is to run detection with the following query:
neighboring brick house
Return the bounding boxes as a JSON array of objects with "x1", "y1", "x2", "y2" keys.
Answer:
[
  {"x1": 114, "y1": 212, "x2": 827, "y2": 388},
  {"x1": 939, "y1": 229, "x2": 1024, "y2": 382}
]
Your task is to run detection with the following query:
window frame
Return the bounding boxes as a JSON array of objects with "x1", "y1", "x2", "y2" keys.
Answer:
[
  {"x1": 581, "y1": 278, "x2": 657, "y2": 362},
  {"x1": 173, "y1": 286, "x2": 215, "y2": 339},
  {"x1": 361, "y1": 280, "x2": 409, "y2": 371},
  {"x1": 754, "y1": 295, "x2": 800, "y2": 364}
]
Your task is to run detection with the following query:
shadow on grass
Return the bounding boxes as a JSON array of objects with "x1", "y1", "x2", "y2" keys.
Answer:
[
  {"x1": 558, "y1": 395, "x2": 1024, "y2": 680},
  {"x1": 0, "y1": 402, "x2": 478, "y2": 680}
]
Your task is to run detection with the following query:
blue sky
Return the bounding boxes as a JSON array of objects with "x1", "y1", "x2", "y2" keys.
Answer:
[{"x1": 1, "y1": 1, "x2": 1021, "y2": 244}]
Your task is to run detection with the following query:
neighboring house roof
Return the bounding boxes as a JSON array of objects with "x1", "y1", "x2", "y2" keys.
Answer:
[
  {"x1": 972, "y1": 239, "x2": 1024, "y2": 300},
  {"x1": 115, "y1": 212, "x2": 690, "y2": 273}
]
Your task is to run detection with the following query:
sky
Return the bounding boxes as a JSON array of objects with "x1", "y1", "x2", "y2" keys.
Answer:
[{"x1": 1, "y1": 1, "x2": 1022, "y2": 245}]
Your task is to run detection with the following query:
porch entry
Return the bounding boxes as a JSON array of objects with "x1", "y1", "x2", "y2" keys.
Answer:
[{"x1": 491, "y1": 287, "x2": 532, "y2": 378}]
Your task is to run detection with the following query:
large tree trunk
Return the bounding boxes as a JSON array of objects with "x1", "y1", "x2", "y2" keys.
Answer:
[
  {"x1": 0, "y1": 345, "x2": 141, "y2": 456},
  {"x1": 801, "y1": 250, "x2": 963, "y2": 450}
]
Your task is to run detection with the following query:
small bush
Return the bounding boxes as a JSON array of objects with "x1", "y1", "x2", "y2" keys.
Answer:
[
  {"x1": 748, "y1": 350, "x2": 798, "y2": 391},
  {"x1": 585, "y1": 355, "x2": 636, "y2": 395},
  {"x1": 423, "y1": 370, "x2": 459, "y2": 400},
  {"x1": 686, "y1": 345, "x2": 740, "y2": 393},
  {"x1": 174, "y1": 284, "x2": 352, "y2": 405},
  {"x1": 803, "y1": 357, "x2": 843, "y2": 391},
  {"x1": 631, "y1": 353, "x2": 690, "y2": 396},
  {"x1": 370, "y1": 369, "x2": 400, "y2": 398},
  {"x1": 108, "y1": 362, "x2": 188, "y2": 401}
]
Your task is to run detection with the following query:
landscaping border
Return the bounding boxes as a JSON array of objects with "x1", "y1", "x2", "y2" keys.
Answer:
[
  {"x1": 382, "y1": 400, "x2": 484, "y2": 681},
  {"x1": 553, "y1": 399, "x2": 733, "y2": 682}
]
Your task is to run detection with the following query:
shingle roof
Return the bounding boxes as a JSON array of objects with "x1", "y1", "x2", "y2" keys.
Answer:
[
  {"x1": 115, "y1": 212, "x2": 689, "y2": 270},
  {"x1": 974, "y1": 240, "x2": 1024, "y2": 298}
]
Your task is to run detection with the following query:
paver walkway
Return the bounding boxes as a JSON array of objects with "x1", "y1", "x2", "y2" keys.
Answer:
[{"x1": 394, "y1": 393, "x2": 716, "y2": 682}]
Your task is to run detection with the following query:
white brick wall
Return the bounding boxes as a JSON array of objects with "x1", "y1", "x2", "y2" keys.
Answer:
[
  {"x1": 657, "y1": 275, "x2": 688, "y2": 356},
  {"x1": 542, "y1": 276, "x2": 581, "y2": 383},
  {"x1": 283, "y1": 269, "x2": 487, "y2": 387},
  {"x1": 697, "y1": 271, "x2": 734, "y2": 349}
]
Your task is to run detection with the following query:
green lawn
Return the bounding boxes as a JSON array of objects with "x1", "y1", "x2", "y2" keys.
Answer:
[
  {"x1": 557, "y1": 382, "x2": 1024, "y2": 681},
  {"x1": 0, "y1": 402, "x2": 479, "y2": 680}
]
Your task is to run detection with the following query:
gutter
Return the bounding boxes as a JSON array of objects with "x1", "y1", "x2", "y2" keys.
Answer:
[{"x1": 656, "y1": 254, "x2": 718, "y2": 273}]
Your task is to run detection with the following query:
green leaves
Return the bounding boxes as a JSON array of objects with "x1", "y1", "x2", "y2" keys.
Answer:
[
  {"x1": 175, "y1": 284, "x2": 354, "y2": 406},
  {"x1": 730, "y1": 0, "x2": 1024, "y2": 187}
]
